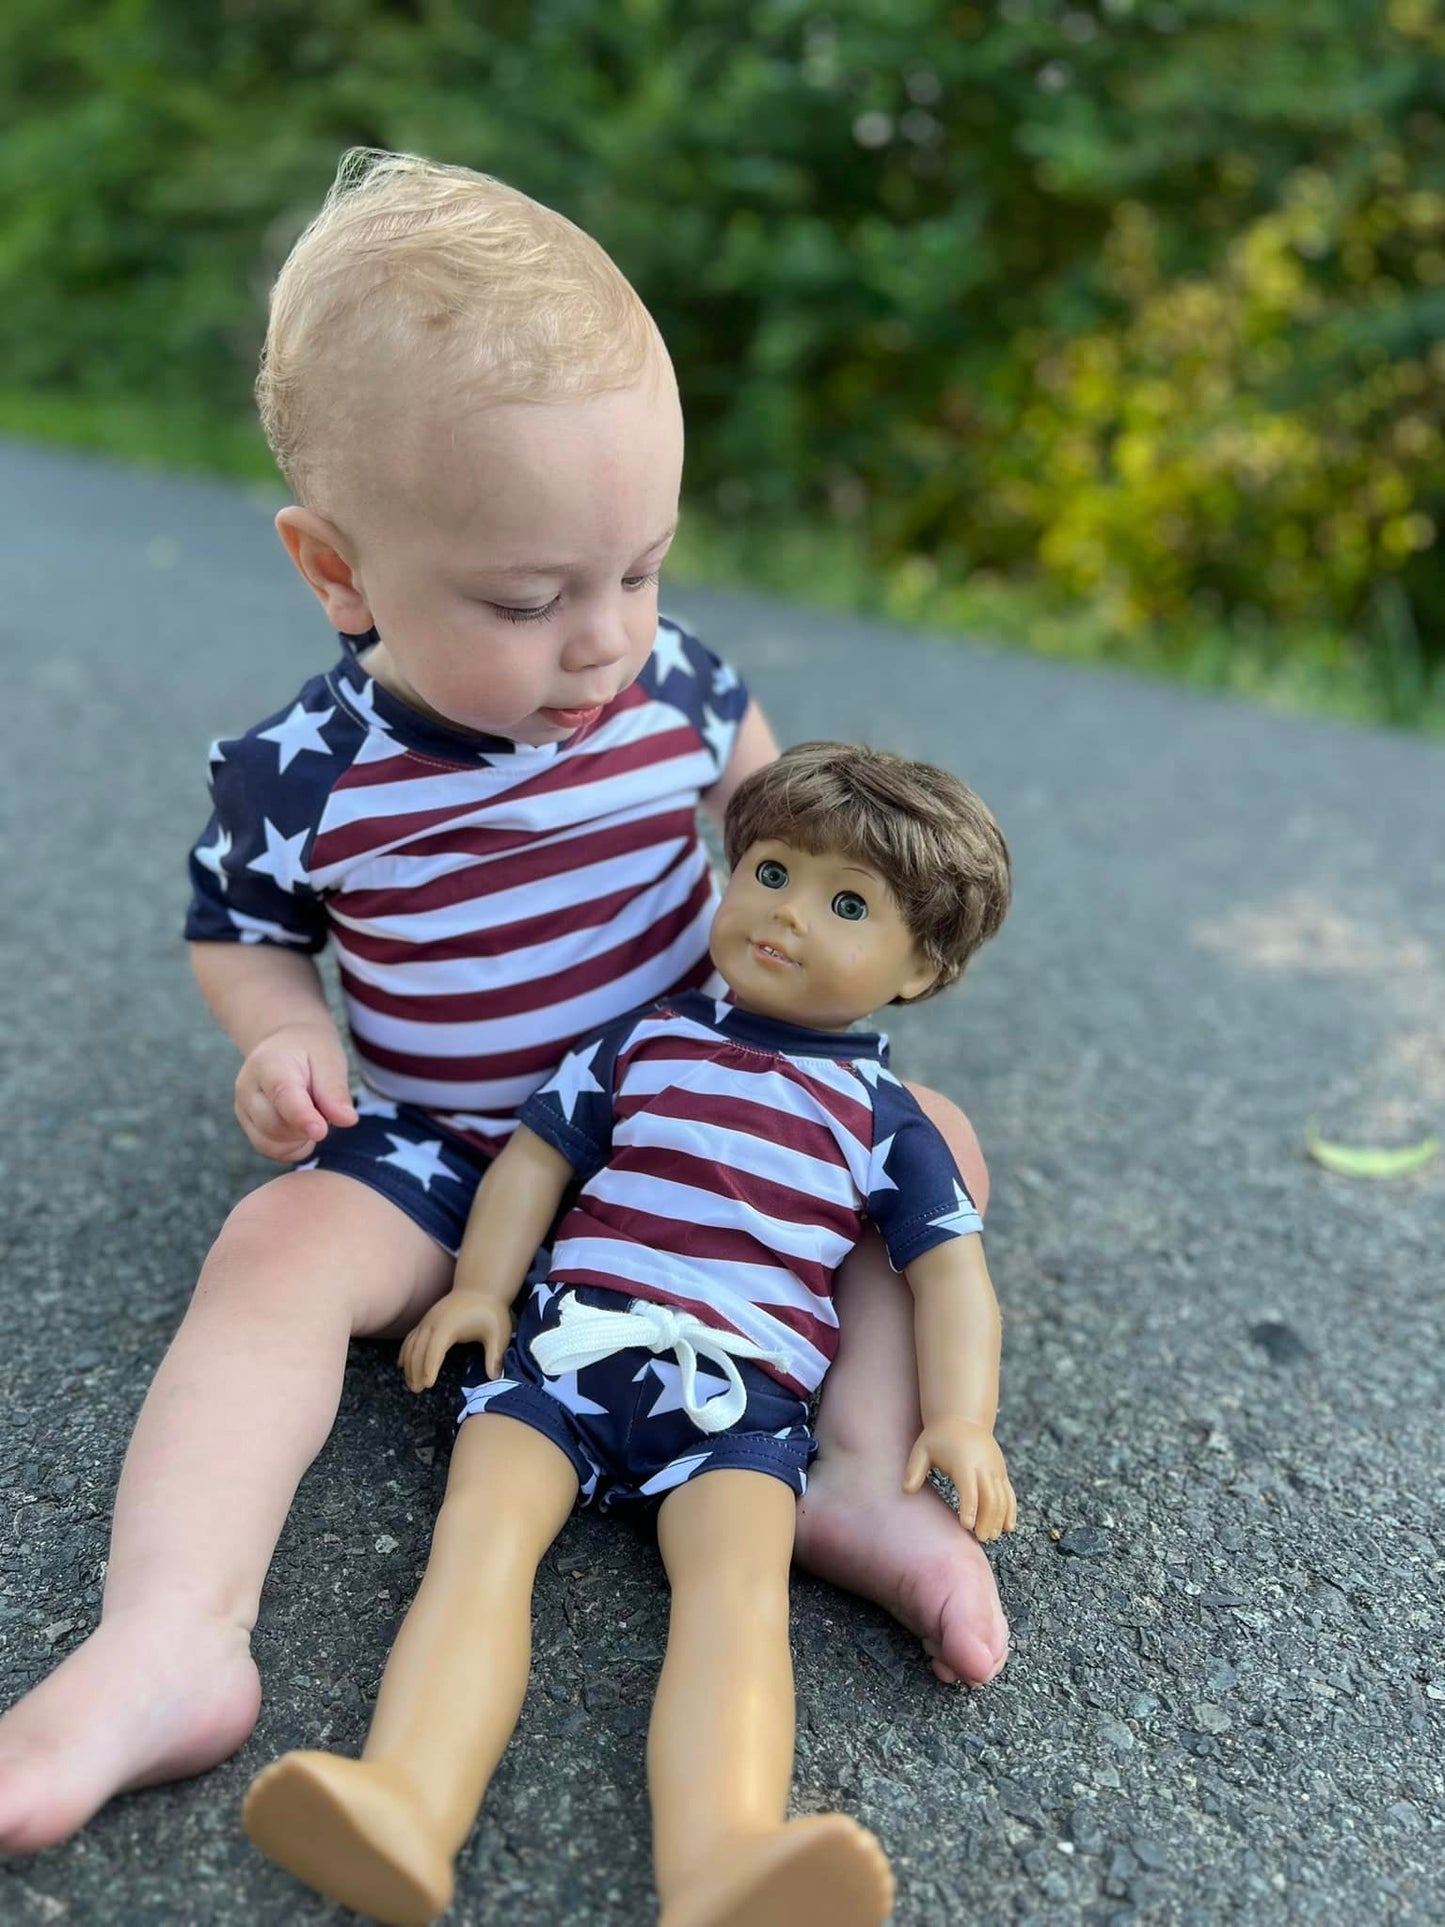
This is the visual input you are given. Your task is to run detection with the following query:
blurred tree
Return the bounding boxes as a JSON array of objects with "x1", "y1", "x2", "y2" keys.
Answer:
[{"x1": 0, "y1": 0, "x2": 1440, "y2": 681}]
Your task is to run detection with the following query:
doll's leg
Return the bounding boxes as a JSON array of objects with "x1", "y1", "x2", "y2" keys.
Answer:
[
  {"x1": 244, "y1": 1414, "x2": 578, "y2": 1927},
  {"x1": 364, "y1": 1415, "x2": 578, "y2": 1845},
  {"x1": 0, "y1": 1171, "x2": 454, "y2": 1854},
  {"x1": 793, "y1": 1087, "x2": 1011, "y2": 1687},
  {"x1": 650, "y1": 1470, "x2": 893, "y2": 1927}
]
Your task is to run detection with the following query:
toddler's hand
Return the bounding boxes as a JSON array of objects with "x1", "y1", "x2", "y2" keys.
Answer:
[
  {"x1": 904, "y1": 1418, "x2": 1018, "y2": 1542},
  {"x1": 401, "y1": 1297, "x2": 514, "y2": 1391},
  {"x1": 234, "y1": 1021, "x2": 358, "y2": 1161}
]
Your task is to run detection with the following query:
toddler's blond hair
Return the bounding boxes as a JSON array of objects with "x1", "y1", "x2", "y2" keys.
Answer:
[{"x1": 258, "y1": 149, "x2": 659, "y2": 508}]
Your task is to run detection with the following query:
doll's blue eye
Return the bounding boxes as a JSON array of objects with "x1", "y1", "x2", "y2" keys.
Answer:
[
  {"x1": 756, "y1": 860, "x2": 789, "y2": 889},
  {"x1": 832, "y1": 891, "x2": 868, "y2": 922}
]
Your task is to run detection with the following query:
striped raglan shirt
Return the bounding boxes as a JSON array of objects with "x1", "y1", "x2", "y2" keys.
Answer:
[
  {"x1": 518, "y1": 991, "x2": 984, "y2": 1398},
  {"x1": 185, "y1": 620, "x2": 749, "y2": 1153}
]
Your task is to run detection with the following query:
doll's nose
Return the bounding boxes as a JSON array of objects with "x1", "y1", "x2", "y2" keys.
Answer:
[{"x1": 772, "y1": 901, "x2": 805, "y2": 934}]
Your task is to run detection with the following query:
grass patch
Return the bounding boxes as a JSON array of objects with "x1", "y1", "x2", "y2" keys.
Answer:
[
  {"x1": 670, "y1": 522, "x2": 1445, "y2": 736},
  {"x1": 2, "y1": 390, "x2": 1439, "y2": 734},
  {"x1": 0, "y1": 389, "x2": 277, "y2": 484}
]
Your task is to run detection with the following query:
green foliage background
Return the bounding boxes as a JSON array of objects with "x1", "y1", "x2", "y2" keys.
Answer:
[{"x1": 2, "y1": 0, "x2": 1442, "y2": 721}]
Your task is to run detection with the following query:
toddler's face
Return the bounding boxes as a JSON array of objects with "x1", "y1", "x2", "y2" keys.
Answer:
[
  {"x1": 710, "y1": 840, "x2": 938, "y2": 1031},
  {"x1": 344, "y1": 366, "x2": 683, "y2": 744}
]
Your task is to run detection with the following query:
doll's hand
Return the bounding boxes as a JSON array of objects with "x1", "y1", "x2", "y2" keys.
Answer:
[
  {"x1": 400, "y1": 1296, "x2": 514, "y2": 1392},
  {"x1": 234, "y1": 1021, "x2": 358, "y2": 1161},
  {"x1": 904, "y1": 1419, "x2": 1018, "y2": 1542}
]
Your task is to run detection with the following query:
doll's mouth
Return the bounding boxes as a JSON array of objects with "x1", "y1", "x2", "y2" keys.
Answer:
[{"x1": 750, "y1": 940, "x2": 798, "y2": 968}]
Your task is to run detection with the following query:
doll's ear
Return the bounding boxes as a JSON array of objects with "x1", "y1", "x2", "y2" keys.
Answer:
[{"x1": 894, "y1": 949, "x2": 941, "y2": 1004}]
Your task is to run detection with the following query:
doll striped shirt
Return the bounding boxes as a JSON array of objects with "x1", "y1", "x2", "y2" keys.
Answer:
[
  {"x1": 518, "y1": 991, "x2": 983, "y2": 1398},
  {"x1": 185, "y1": 620, "x2": 749, "y2": 1153}
]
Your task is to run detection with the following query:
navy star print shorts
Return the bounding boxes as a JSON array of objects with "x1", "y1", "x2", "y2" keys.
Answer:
[
  {"x1": 456, "y1": 1281, "x2": 817, "y2": 1511},
  {"x1": 287, "y1": 1090, "x2": 492, "y2": 1254}
]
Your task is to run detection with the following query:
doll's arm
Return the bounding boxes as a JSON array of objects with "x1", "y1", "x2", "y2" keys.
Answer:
[
  {"x1": 901, "y1": 1236, "x2": 1017, "y2": 1541},
  {"x1": 400, "y1": 1126, "x2": 576, "y2": 1391}
]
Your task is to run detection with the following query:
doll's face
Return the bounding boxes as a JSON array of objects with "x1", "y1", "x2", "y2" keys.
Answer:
[{"x1": 710, "y1": 839, "x2": 938, "y2": 1031}]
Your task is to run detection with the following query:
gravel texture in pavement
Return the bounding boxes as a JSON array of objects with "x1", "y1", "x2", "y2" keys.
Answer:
[{"x1": 1, "y1": 444, "x2": 1441, "y2": 1924}]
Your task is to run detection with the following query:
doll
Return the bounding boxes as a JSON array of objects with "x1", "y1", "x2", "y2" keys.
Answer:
[{"x1": 242, "y1": 741, "x2": 1018, "y2": 1927}]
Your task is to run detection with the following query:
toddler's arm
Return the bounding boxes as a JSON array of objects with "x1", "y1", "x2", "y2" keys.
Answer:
[
  {"x1": 701, "y1": 701, "x2": 780, "y2": 830},
  {"x1": 902, "y1": 1236, "x2": 1017, "y2": 1541},
  {"x1": 401, "y1": 1126, "x2": 576, "y2": 1388},
  {"x1": 191, "y1": 941, "x2": 357, "y2": 1161}
]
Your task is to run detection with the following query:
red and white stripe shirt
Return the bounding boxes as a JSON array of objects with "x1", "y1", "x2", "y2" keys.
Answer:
[
  {"x1": 186, "y1": 621, "x2": 749, "y2": 1154},
  {"x1": 521, "y1": 992, "x2": 984, "y2": 1398}
]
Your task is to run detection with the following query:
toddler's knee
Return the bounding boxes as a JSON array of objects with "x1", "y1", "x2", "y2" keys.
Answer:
[
  {"x1": 195, "y1": 1178, "x2": 317, "y2": 1301},
  {"x1": 215, "y1": 1179, "x2": 296, "y2": 1255}
]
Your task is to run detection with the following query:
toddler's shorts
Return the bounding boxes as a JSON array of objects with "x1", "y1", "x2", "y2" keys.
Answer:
[{"x1": 288, "y1": 1089, "x2": 494, "y2": 1255}]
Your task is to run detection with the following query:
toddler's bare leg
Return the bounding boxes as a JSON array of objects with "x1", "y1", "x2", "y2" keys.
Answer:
[
  {"x1": 651, "y1": 1470, "x2": 892, "y2": 1927},
  {"x1": 793, "y1": 1088, "x2": 1011, "y2": 1687},
  {"x1": 0, "y1": 1170, "x2": 453, "y2": 1854},
  {"x1": 244, "y1": 1415, "x2": 578, "y2": 1925}
]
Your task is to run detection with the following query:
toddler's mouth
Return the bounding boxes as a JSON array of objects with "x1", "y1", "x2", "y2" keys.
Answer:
[{"x1": 538, "y1": 702, "x2": 605, "y2": 728}]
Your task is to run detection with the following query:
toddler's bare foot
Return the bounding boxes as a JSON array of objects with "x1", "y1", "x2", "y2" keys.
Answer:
[
  {"x1": 243, "y1": 1751, "x2": 452, "y2": 1927},
  {"x1": 0, "y1": 1607, "x2": 261, "y2": 1853},
  {"x1": 795, "y1": 1458, "x2": 1010, "y2": 1686},
  {"x1": 659, "y1": 1814, "x2": 893, "y2": 1927}
]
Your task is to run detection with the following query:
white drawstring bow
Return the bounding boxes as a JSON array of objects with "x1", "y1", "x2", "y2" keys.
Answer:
[{"x1": 530, "y1": 1295, "x2": 787, "y2": 1433}]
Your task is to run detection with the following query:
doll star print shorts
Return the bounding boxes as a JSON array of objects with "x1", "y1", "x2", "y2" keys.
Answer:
[{"x1": 456, "y1": 1282, "x2": 817, "y2": 1511}]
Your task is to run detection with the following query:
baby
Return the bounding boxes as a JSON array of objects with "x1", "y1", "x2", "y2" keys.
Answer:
[
  {"x1": 243, "y1": 741, "x2": 1017, "y2": 1927},
  {"x1": 0, "y1": 150, "x2": 1008, "y2": 1857}
]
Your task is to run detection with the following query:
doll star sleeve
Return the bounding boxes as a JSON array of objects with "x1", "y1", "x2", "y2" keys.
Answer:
[
  {"x1": 861, "y1": 1072, "x2": 984, "y2": 1272},
  {"x1": 515, "y1": 1006, "x2": 647, "y2": 1179}
]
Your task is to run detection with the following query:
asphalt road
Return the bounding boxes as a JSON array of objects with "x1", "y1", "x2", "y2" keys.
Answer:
[{"x1": 1, "y1": 441, "x2": 1441, "y2": 1926}]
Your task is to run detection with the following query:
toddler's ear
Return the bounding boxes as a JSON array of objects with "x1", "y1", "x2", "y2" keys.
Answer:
[{"x1": 275, "y1": 507, "x2": 374, "y2": 632}]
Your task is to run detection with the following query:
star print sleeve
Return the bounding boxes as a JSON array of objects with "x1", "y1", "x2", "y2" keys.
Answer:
[
  {"x1": 637, "y1": 616, "x2": 751, "y2": 783},
  {"x1": 184, "y1": 716, "x2": 331, "y2": 952},
  {"x1": 863, "y1": 1078, "x2": 984, "y2": 1271},
  {"x1": 515, "y1": 1009, "x2": 641, "y2": 1179}
]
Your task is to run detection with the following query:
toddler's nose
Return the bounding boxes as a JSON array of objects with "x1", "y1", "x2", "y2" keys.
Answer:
[{"x1": 562, "y1": 615, "x2": 631, "y2": 673}]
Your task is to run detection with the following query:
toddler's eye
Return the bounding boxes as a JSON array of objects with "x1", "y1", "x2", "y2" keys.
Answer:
[
  {"x1": 622, "y1": 570, "x2": 661, "y2": 593},
  {"x1": 489, "y1": 597, "x2": 561, "y2": 625},
  {"x1": 832, "y1": 891, "x2": 868, "y2": 922},
  {"x1": 756, "y1": 859, "x2": 789, "y2": 889}
]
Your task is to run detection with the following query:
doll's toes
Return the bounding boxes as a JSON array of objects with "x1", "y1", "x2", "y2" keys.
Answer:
[
  {"x1": 659, "y1": 1813, "x2": 893, "y2": 1927},
  {"x1": 243, "y1": 1750, "x2": 453, "y2": 1927}
]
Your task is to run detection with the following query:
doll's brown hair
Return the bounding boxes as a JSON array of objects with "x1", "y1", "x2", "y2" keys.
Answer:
[{"x1": 723, "y1": 741, "x2": 1011, "y2": 1002}]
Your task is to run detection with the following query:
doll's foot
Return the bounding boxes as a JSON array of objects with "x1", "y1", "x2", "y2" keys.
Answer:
[
  {"x1": 243, "y1": 1750, "x2": 452, "y2": 1927},
  {"x1": 794, "y1": 1459, "x2": 1010, "y2": 1686},
  {"x1": 0, "y1": 1606, "x2": 260, "y2": 1853},
  {"x1": 659, "y1": 1814, "x2": 893, "y2": 1927}
]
